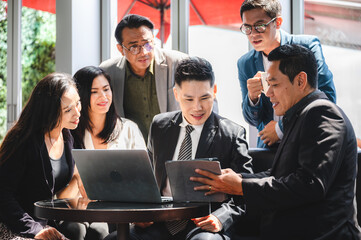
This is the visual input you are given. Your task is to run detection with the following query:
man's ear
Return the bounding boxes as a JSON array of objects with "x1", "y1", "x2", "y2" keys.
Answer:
[
  {"x1": 296, "y1": 72, "x2": 308, "y2": 90},
  {"x1": 117, "y1": 44, "x2": 125, "y2": 56},
  {"x1": 276, "y1": 16, "x2": 283, "y2": 29},
  {"x1": 173, "y1": 86, "x2": 179, "y2": 102}
]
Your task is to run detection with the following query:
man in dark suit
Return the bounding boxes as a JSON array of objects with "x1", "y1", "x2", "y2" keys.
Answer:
[
  {"x1": 120, "y1": 57, "x2": 252, "y2": 240},
  {"x1": 192, "y1": 45, "x2": 361, "y2": 239}
]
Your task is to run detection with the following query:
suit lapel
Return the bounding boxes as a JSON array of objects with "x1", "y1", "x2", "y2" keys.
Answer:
[
  {"x1": 159, "y1": 112, "x2": 182, "y2": 189},
  {"x1": 154, "y1": 48, "x2": 168, "y2": 113},
  {"x1": 271, "y1": 91, "x2": 327, "y2": 173},
  {"x1": 39, "y1": 138, "x2": 54, "y2": 195},
  {"x1": 195, "y1": 112, "x2": 218, "y2": 158},
  {"x1": 271, "y1": 115, "x2": 298, "y2": 174},
  {"x1": 254, "y1": 51, "x2": 265, "y2": 71},
  {"x1": 115, "y1": 57, "x2": 126, "y2": 116},
  {"x1": 163, "y1": 114, "x2": 182, "y2": 161}
]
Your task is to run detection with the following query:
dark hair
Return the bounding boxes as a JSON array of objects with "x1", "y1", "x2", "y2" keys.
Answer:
[
  {"x1": 240, "y1": 0, "x2": 281, "y2": 20},
  {"x1": 175, "y1": 57, "x2": 215, "y2": 87},
  {"x1": 115, "y1": 14, "x2": 154, "y2": 44},
  {"x1": 72, "y1": 66, "x2": 119, "y2": 148},
  {"x1": 0, "y1": 73, "x2": 76, "y2": 165},
  {"x1": 268, "y1": 44, "x2": 318, "y2": 88}
]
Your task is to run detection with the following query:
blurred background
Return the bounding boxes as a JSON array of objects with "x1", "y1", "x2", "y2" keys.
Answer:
[{"x1": 1, "y1": 0, "x2": 360, "y2": 147}]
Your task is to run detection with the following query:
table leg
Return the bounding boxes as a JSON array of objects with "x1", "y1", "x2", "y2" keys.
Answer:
[{"x1": 116, "y1": 223, "x2": 130, "y2": 240}]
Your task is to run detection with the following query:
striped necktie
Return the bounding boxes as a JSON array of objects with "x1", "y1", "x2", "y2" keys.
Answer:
[{"x1": 178, "y1": 125, "x2": 194, "y2": 161}]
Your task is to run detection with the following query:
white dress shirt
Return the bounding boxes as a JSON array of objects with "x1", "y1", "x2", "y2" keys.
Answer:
[{"x1": 162, "y1": 116, "x2": 204, "y2": 196}]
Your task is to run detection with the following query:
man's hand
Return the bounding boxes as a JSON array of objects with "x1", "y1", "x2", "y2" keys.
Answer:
[
  {"x1": 192, "y1": 215, "x2": 222, "y2": 232},
  {"x1": 133, "y1": 222, "x2": 154, "y2": 228},
  {"x1": 35, "y1": 227, "x2": 68, "y2": 240},
  {"x1": 259, "y1": 120, "x2": 279, "y2": 146},
  {"x1": 247, "y1": 72, "x2": 263, "y2": 104},
  {"x1": 190, "y1": 168, "x2": 243, "y2": 196}
]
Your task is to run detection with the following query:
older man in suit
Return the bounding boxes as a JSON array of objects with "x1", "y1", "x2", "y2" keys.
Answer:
[
  {"x1": 193, "y1": 44, "x2": 361, "y2": 240},
  {"x1": 104, "y1": 57, "x2": 252, "y2": 240},
  {"x1": 100, "y1": 14, "x2": 188, "y2": 139}
]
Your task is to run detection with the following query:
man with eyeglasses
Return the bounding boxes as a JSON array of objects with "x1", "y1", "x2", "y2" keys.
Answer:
[
  {"x1": 237, "y1": 0, "x2": 336, "y2": 148},
  {"x1": 100, "y1": 14, "x2": 188, "y2": 139}
]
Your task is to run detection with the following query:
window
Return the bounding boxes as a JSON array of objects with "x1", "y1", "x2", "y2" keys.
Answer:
[
  {"x1": 21, "y1": 1, "x2": 56, "y2": 106},
  {"x1": 188, "y1": 1, "x2": 249, "y2": 132},
  {"x1": 304, "y1": 0, "x2": 361, "y2": 139}
]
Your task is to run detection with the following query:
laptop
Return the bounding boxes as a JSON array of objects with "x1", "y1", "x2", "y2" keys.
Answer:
[{"x1": 72, "y1": 149, "x2": 172, "y2": 203}]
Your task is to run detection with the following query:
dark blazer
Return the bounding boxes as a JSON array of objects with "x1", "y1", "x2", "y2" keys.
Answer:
[
  {"x1": 0, "y1": 129, "x2": 75, "y2": 237},
  {"x1": 148, "y1": 111, "x2": 253, "y2": 232},
  {"x1": 242, "y1": 91, "x2": 361, "y2": 239}
]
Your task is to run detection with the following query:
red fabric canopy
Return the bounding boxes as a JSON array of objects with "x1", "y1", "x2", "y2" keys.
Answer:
[
  {"x1": 1, "y1": 0, "x2": 56, "y2": 13},
  {"x1": 3, "y1": 0, "x2": 244, "y2": 43},
  {"x1": 119, "y1": 0, "x2": 244, "y2": 43}
]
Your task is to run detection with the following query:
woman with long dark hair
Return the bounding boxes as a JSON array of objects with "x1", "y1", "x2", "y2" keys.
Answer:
[
  {"x1": 0, "y1": 73, "x2": 83, "y2": 239},
  {"x1": 71, "y1": 66, "x2": 145, "y2": 150}
]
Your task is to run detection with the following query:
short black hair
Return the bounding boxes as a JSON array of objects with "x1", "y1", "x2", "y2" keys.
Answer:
[
  {"x1": 268, "y1": 44, "x2": 318, "y2": 88},
  {"x1": 240, "y1": 0, "x2": 281, "y2": 20},
  {"x1": 115, "y1": 14, "x2": 154, "y2": 44},
  {"x1": 175, "y1": 57, "x2": 215, "y2": 87}
]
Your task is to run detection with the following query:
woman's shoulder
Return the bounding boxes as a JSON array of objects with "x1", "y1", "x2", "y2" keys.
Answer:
[{"x1": 117, "y1": 117, "x2": 140, "y2": 129}]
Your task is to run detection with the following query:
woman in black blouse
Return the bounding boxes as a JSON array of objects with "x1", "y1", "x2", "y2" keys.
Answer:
[{"x1": 0, "y1": 73, "x2": 84, "y2": 240}]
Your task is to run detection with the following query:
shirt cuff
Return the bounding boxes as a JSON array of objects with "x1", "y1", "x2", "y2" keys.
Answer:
[
  {"x1": 275, "y1": 122, "x2": 284, "y2": 139},
  {"x1": 248, "y1": 95, "x2": 260, "y2": 107}
]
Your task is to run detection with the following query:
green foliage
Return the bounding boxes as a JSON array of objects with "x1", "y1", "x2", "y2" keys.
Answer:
[
  {"x1": 0, "y1": 2, "x2": 7, "y2": 141},
  {"x1": 21, "y1": 8, "x2": 56, "y2": 106},
  {"x1": 0, "y1": 4, "x2": 55, "y2": 141}
]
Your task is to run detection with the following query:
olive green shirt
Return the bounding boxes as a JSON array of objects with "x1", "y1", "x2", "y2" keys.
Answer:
[{"x1": 123, "y1": 60, "x2": 160, "y2": 140}]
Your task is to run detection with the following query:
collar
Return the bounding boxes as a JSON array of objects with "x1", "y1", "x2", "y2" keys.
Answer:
[
  {"x1": 283, "y1": 90, "x2": 328, "y2": 126},
  {"x1": 179, "y1": 115, "x2": 204, "y2": 131},
  {"x1": 125, "y1": 58, "x2": 155, "y2": 77},
  {"x1": 279, "y1": 29, "x2": 289, "y2": 46}
]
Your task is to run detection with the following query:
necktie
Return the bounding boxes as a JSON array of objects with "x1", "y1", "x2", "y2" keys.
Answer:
[
  {"x1": 166, "y1": 125, "x2": 194, "y2": 235},
  {"x1": 178, "y1": 125, "x2": 194, "y2": 161}
]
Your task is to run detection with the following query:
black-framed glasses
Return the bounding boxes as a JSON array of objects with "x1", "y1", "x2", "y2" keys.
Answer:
[
  {"x1": 240, "y1": 17, "x2": 277, "y2": 35},
  {"x1": 122, "y1": 41, "x2": 154, "y2": 55}
]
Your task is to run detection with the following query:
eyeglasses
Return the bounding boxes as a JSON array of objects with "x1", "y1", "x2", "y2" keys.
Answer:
[
  {"x1": 240, "y1": 17, "x2": 277, "y2": 35},
  {"x1": 121, "y1": 41, "x2": 154, "y2": 55}
]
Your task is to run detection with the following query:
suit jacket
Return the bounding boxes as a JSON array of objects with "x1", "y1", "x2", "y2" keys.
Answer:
[
  {"x1": 99, "y1": 47, "x2": 188, "y2": 117},
  {"x1": 237, "y1": 29, "x2": 336, "y2": 148},
  {"x1": 242, "y1": 91, "x2": 361, "y2": 240},
  {"x1": 148, "y1": 111, "x2": 253, "y2": 232},
  {"x1": 0, "y1": 129, "x2": 75, "y2": 237}
]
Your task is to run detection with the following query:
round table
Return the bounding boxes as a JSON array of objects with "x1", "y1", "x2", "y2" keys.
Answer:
[{"x1": 34, "y1": 198, "x2": 209, "y2": 240}]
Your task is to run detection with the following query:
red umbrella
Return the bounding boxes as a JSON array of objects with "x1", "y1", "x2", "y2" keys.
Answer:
[
  {"x1": 2, "y1": 0, "x2": 244, "y2": 46},
  {"x1": 1, "y1": 0, "x2": 56, "y2": 13},
  {"x1": 119, "y1": 0, "x2": 244, "y2": 46}
]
